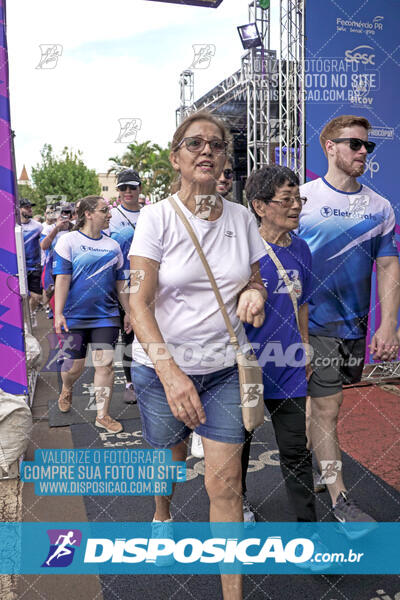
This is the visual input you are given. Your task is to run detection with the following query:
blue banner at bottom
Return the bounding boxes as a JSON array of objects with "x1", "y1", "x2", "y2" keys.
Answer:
[{"x1": 1, "y1": 522, "x2": 399, "y2": 574}]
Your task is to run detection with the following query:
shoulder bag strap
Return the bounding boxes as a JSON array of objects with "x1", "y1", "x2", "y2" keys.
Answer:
[
  {"x1": 262, "y1": 239, "x2": 300, "y2": 330},
  {"x1": 168, "y1": 196, "x2": 240, "y2": 351},
  {"x1": 116, "y1": 206, "x2": 136, "y2": 230}
]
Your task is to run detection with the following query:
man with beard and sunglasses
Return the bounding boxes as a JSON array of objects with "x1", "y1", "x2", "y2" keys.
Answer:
[
  {"x1": 109, "y1": 169, "x2": 142, "y2": 404},
  {"x1": 298, "y1": 115, "x2": 400, "y2": 532},
  {"x1": 216, "y1": 157, "x2": 234, "y2": 199}
]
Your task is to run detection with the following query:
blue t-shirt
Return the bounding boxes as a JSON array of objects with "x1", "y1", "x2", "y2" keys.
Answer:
[
  {"x1": 40, "y1": 224, "x2": 69, "y2": 289},
  {"x1": 109, "y1": 205, "x2": 140, "y2": 273},
  {"x1": 298, "y1": 177, "x2": 398, "y2": 339},
  {"x1": 22, "y1": 219, "x2": 43, "y2": 270},
  {"x1": 245, "y1": 234, "x2": 312, "y2": 400},
  {"x1": 53, "y1": 230, "x2": 125, "y2": 329}
]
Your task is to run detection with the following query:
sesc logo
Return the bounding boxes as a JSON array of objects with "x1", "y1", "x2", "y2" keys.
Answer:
[
  {"x1": 345, "y1": 45, "x2": 375, "y2": 65},
  {"x1": 320, "y1": 206, "x2": 333, "y2": 217},
  {"x1": 42, "y1": 529, "x2": 82, "y2": 568}
]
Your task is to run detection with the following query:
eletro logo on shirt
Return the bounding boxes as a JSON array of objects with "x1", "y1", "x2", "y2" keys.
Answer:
[
  {"x1": 80, "y1": 245, "x2": 110, "y2": 252},
  {"x1": 320, "y1": 207, "x2": 377, "y2": 221},
  {"x1": 320, "y1": 206, "x2": 333, "y2": 217}
]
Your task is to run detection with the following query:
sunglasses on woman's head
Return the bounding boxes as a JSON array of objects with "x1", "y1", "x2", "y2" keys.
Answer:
[
  {"x1": 118, "y1": 184, "x2": 139, "y2": 191},
  {"x1": 330, "y1": 138, "x2": 376, "y2": 153}
]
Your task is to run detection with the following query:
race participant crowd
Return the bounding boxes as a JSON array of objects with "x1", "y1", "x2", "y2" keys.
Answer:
[{"x1": 20, "y1": 111, "x2": 400, "y2": 599}]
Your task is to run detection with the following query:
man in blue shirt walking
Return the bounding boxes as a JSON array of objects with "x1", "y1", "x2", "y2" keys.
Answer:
[
  {"x1": 20, "y1": 198, "x2": 43, "y2": 321},
  {"x1": 298, "y1": 115, "x2": 400, "y2": 528},
  {"x1": 109, "y1": 169, "x2": 142, "y2": 404}
]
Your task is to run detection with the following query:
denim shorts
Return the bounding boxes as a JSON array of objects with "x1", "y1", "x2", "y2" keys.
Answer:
[{"x1": 131, "y1": 362, "x2": 245, "y2": 448}]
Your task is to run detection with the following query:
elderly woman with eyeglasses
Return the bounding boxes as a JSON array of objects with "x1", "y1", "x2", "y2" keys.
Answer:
[
  {"x1": 129, "y1": 111, "x2": 267, "y2": 599},
  {"x1": 241, "y1": 165, "x2": 318, "y2": 526},
  {"x1": 53, "y1": 195, "x2": 132, "y2": 433}
]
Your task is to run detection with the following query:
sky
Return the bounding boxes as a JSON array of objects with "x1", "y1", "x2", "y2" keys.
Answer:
[{"x1": 7, "y1": 0, "x2": 279, "y2": 177}]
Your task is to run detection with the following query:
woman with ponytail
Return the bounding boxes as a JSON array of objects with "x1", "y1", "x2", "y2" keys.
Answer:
[{"x1": 53, "y1": 195, "x2": 132, "y2": 433}]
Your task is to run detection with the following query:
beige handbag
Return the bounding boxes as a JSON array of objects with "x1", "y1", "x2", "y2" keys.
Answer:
[{"x1": 168, "y1": 196, "x2": 265, "y2": 432}]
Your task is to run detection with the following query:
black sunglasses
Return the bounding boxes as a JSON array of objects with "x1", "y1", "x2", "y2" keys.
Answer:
[
  {"x1": 118, "y1": 184, "x2": 139, "y2": 191},
  {"x1": 223, "y1": 169, "x2": 233, "y2": 179},
  {"x1": 331, "y1": 138, "x2": 376, "y2": 154}
]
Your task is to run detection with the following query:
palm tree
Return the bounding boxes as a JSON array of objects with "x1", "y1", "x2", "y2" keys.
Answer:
[
  {"x1": 108, "y1": 141, "x2": 176, "y2": 200},
  {"x1": 108, "y1": 141, "x2": 156, "y2": 174}
]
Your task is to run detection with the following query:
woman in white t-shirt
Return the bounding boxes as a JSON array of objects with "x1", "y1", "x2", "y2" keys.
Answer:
[{"x1": 129, "y1": 111, "x2": 266, "y2": 599}]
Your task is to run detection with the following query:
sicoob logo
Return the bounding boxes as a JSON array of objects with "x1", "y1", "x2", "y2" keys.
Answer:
[{"x1": 42, "y1": 529, "x2": 82, "y2": 567}]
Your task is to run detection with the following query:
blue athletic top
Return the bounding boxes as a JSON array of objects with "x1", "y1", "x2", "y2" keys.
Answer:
[
  {"x1": 298, "y1": 177, "x2": 398, "y2": 339},
  {"x1": 245, "y1": 234, "x2": 312, "y2": 399},
  {"x1": 40, "y1": 224, "x2": 69, "y2": 289},
  {"x1": 109, "y1": 205, "x2": 140, "y2": 273},
  {"x1": 22, "y1": 219, "x2": 43, "y2": 270},
  {"x1": 53, "y1": 230, "x2": 125, "y2": 328}
]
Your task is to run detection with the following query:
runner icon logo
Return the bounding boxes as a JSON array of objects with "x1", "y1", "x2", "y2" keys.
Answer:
[
  {"x1": 348, "y1": 195, "x2": 369, "y2": 218},
  {"x1": 320, "y1": 460, "x2": 342, "y2": 484},
  {"x1": 130, "y1": 269, "x2": 146, "y2": 294},
  {"x1": 36, "y1": 44, "x2": 63, "y2": 69},
  {"x1": 42, "y1": 529, "x2": 82, "y2": 568},
  {"x1": 190, "y1": 44, "x2": 216, "y2": 69},
  {"x1": 274, "y1": 269, "x2": 302, "y2": 298},
  {"x1": 241, "y1": 384, "x2": 263, "y2": 408},
  {"x1": 115, "y1": 118, "x2": 142, "y2": 143}
]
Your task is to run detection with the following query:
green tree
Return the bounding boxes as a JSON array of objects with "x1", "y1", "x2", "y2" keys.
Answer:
[
  {"x1": 108, "y1": 141, "x2": 176, "y2": 200},
  {"x1": 17, "y1": 184, "x2": 41, "y2": 209},
  {"x1": 31, "y1": 144, "x2": 100, "y2": 212},
  {"x1": 148, "y1": 144, "x2": 177, "y2": 200},
  {"x1": 108, "y1": 140, "x2": 156, "y2": 176}
]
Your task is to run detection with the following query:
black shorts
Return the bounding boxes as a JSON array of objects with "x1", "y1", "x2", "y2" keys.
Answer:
[
  {"x1": 308, "y1": 335, "x2": 366, "y2": 398},
  {"x1": 27, "y1": 269, "x2": 42, "y2": 295},
  {"x1": 57, "y1": 327, "x2": 119, "y2": 360}
]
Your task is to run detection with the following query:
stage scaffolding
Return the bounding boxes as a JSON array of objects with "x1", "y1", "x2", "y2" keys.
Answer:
[
  {"x1": 176, "y1": 0, "x2": 306, "y2": 182},
  {"x1": 175, "y1": 0, "x2": 400, "y2": 383},
  {"x1": 279, "y1": 0, "x2": 305, "y2": 181},
  {"x1": 176, "y1": 70, "x2": 195, "y2": 127}
]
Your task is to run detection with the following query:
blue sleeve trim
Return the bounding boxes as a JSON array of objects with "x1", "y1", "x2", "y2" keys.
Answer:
[{"x1": 53, "y1": 252, "x2": 72, "y2": 275}]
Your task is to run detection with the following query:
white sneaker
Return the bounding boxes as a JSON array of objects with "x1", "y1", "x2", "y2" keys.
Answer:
[
  {"x1": 243, "y1": 494, "x2": 256, "y2": 527},
  {"x1": 151, "y1": 518, "x2": 174, "y2": 567},
  {"x1": 191, "y1": 432, "x2": 204, "y2": 458}
]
